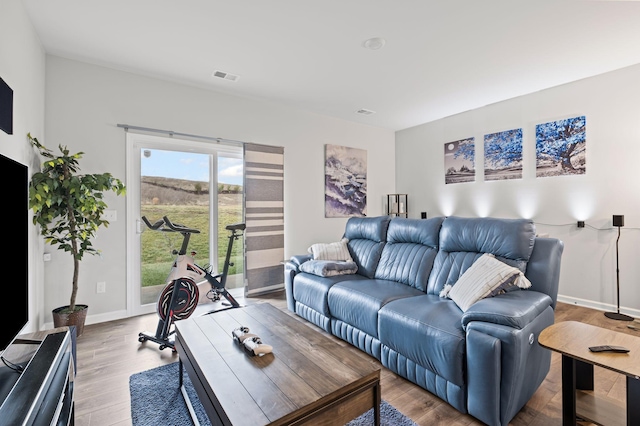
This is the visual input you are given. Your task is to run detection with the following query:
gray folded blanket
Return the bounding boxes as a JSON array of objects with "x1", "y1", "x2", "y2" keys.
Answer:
[{"x1": 299, "y1": 260, "x2": 358, "y2": 277}]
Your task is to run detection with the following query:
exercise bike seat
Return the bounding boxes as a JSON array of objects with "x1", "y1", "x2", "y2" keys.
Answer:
[{"x1": 225, "y1": 223, "x2": 246, "y2": 231}]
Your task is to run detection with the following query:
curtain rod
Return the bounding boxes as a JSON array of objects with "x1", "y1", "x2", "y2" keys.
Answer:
[{"x1": 117, "y1": 123, "x2": 245, "y2": 146}]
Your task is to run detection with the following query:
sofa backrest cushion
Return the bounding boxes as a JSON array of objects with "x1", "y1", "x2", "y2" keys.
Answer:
[
  {"x1": 427, "y1": 216, "x2": 536, "y2": 295},
  {"x1": 344, "y1": 216, "x2": 391, "y2": 278},
  {"x1": 374, "y1": 217, "x2": 444, "y2": 291}
]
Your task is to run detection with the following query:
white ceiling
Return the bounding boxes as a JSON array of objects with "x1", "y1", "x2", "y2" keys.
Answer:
[{"x1": 22, "y1": 0, "x2": 640, "y2": 131}]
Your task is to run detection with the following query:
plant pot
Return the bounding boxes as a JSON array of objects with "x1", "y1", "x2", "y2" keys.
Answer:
[{"x1": 52, "y1": 304, "x2": 88, "y2": 337}]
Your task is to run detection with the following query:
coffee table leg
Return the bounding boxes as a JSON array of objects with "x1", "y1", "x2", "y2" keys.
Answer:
[
  {"x1": 627, "y1": 376, "x2": 640, "y2": 426},
  {"x1": 374, "y1": 381, "x2": 381, "y2": 426},
  {"x1": 178, "y1": 359, "x2": 201, "y2": 426},
  {"x1": 561, "y1": 355, "x2": 577, "y2": 426}
]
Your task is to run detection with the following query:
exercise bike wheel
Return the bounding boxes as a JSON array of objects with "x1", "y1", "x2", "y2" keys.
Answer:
[{"x1": 157, "y1": 277, "x2": 199, "y2": 322}]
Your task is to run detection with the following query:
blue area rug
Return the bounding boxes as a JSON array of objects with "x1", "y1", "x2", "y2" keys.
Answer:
[{"x1": 129, "y1": 362, "x2": 417, "y2": 426}]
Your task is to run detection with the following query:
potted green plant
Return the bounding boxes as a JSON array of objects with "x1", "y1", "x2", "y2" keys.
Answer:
[{"x1": 28, "y1": 133, "x2": 126, "y2": 336}]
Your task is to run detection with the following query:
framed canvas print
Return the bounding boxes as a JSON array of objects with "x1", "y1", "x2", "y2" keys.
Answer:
[
  {"x1": 484, "y1": 128, "x2": 523, "y2": 181},
  {"x1": 324, "y1": 144, "x2": 367, "y2": 217},
  {"x1": 444, "y1": 138, "x2": 475, "y2": 184},
  {"x1": 536, "y1": 116, "x2": 586, "y2": 177}
]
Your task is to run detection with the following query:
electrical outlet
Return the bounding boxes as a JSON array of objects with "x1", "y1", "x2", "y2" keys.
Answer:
[
  {"x1": 102, "y1": 209, "x2": 117, "y2": 221},
  {"x1": 97, "y1": 281, "x2": 106, "y2": 293}
]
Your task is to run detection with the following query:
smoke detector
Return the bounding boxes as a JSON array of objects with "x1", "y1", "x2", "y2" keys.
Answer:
[
  {"x1": 356, "y1": 108, "x2": 376, "y2": 116},
  {"x1": 212, "y1": 70, "x2": 239, "y2": 82},
  {"x1": 363, "y1": 37, "x2": 386, "y2": 50}
]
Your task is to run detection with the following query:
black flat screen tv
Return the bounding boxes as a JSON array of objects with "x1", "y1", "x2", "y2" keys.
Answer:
[{"x1": 0, "y1": 153, "x2": 28, "y2": 355}]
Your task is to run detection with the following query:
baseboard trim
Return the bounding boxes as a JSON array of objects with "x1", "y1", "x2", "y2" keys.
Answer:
[
  {"x1": 557, "y1": 294, "x2": 640, "y2": 319},
  {"x1": 246, "y1": 283, "x2": 284, "y2": 296}
]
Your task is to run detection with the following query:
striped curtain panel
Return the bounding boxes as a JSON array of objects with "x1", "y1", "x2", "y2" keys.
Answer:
[{"x1": 243, "y1": 143, "x2": 285, "y2": 295}]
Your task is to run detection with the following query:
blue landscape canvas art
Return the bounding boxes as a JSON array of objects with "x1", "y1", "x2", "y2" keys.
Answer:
[
  {"x1": 484, "y1": 128, "x2": 523, "y2": 181},
  {"x1": 325, "y1": 144, "x2": 367, "y2": 217},
  {"x1": 444, "y1": 137, "x2": 475, "y2": 184},
  {"x1": 536, "y1": 116, "x2": 586, "y2": 177}
]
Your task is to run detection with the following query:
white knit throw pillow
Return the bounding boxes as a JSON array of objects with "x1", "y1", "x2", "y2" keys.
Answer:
[
  {"x1": 308, "y1": 238, "x2": 353, "y2": 262},
  {"x1": 440, "y1": 253, "x2": 531, "y2": 312}
]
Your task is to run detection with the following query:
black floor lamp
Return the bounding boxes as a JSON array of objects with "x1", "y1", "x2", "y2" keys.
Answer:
[{"x1": 605, "y1": 215, "x2": 634, "y2": 321}]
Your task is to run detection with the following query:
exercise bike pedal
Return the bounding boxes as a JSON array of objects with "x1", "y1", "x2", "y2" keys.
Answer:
[{"x1": 206, "y1": 289, "x2": 221, "y2": 302}]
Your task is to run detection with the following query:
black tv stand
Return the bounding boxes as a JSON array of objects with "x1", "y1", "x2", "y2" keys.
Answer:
[
  {"x1": 13, "y1": 337, "x2": 43, "y2": 345},
  {"x1": 0, "y1": 330, "x2": 75, "y2": 425},
  {"x1": 0, "y1": 365, "x2": 22, "y2": 405}
]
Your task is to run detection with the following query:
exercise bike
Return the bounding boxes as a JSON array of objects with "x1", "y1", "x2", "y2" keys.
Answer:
[{"x1": 138, "y1": 216, "x2": 245, "y2": 351}]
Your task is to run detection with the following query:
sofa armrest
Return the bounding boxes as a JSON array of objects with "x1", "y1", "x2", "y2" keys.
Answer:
[
  {"x1": 465, "y1": 305, "x2": 555, "y2": 425},
  {"x1": 461, "y1": 290, "x2": 553, "y2": 330},
  {"x1": 284, "y1": 254, "x2": 313, "y2": 312},
  {"x1": 289, "y1": 254, "x2": 313, "y2": 268}
]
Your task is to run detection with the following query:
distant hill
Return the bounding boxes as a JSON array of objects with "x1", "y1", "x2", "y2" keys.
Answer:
[{"x1": 142, "y1": 176, "x2": 242, "y2": 205}]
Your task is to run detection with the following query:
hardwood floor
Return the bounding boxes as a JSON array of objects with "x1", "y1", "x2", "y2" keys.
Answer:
[{"x1": 72, "y1": 293, "x2": 637, "y2": 425}]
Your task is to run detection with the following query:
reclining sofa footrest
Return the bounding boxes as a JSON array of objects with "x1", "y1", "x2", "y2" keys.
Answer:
[
  {"x1": 295, "y1": 302, "x2": 331, "y2": 332},
  {"x1": 380, "y1": 344, "x2": 466, "y2": 414},
  {"x1": 331, "y1": 319, "x2": 382, "y2": 359}
]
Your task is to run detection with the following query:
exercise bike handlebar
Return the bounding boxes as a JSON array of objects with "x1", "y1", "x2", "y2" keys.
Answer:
[
  {"x1": 141, "y1": 216, "x2": 165, "y2": 230},
  {"x1": 162, "y1": 216, "x2": 201, "y2": 234},
  {"x1": 143, "y1": 216, "x2": 245, "y2": 235}
]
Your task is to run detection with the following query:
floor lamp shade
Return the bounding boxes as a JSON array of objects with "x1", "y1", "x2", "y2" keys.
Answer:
[{"x1": 605, "y1": 215, "x2": 633, "y2": 321}]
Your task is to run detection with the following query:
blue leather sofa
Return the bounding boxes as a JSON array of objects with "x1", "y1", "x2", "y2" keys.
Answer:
[{"x1": 284, "y1": 215, "x2": 564, "y2": 426}]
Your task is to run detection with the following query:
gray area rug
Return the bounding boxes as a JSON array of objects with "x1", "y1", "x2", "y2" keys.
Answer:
[{"x1": 130, "y1": 362, "x2": 417, "y2": 426}]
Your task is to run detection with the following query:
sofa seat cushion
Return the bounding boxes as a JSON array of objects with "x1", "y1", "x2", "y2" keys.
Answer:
[
  {"x1": 293, "y1": 272, "x2": 368, "y2": 316},
  {"x1": 328, "y1": 279, "x2": 424, "y2": 338},
  {"x1": 378, "y1": 294, "x2": 466, "y2": 387}
]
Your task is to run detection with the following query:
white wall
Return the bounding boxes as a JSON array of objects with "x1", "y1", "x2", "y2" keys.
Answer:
[
  {"x1": 44, "y1": 55, "x2": 395, "y2": 323},
  {"x1": 396, "y1": 64, "x2": 640, "y2": 316},
  {"x1": 0, "y1": 0, "x2": 46, "y2": 333}
]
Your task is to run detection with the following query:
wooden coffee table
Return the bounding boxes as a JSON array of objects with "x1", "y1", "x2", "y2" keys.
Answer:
[
  {"x1": 175, "y1": 303, "x2": 381, "y2": 425},
  {"x1": 539, "y1": 321, "x2": 640, "y2": 426}
]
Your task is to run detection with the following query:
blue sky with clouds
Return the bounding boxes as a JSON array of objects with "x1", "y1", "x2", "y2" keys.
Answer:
[{"x1": 141, "y1": 149, "x2": 243, "y2": 185}]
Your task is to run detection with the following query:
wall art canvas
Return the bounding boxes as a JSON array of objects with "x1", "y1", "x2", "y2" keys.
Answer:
[
  {"x1": 536, "y1": 116, "x2": 586, "y2": 177},
  {"x1": 484, "y1": 128, "x2": 523, "y2": 181},
  {"x1": 444, "y1": 138, "x2": 475, "y2": 184},
  {"x1": 325, "y1": 144, "x2": 367, "y2": 217}
]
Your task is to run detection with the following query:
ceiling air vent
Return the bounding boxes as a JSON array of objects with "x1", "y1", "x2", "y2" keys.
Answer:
[
  {"x1": 212, "y1": 70, "x2": 239, "y2": 82},
  {"x1": 356, "y1": 108, "x2": 375, "y2": 116}
]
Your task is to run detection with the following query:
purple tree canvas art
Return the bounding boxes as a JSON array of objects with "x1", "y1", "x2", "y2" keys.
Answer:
[
  {"x1": 325, "y1": 144, "x2": 367, "y2": 217},
  {"x1": 536, "y1": 116, "x2": 586, "y2": 177},
  {"x1": 484, "y1": 128, "x2": 523, "y2": 181},
  {"x1": 444, "y1": 138, "x2": 475, "y2": 184}
]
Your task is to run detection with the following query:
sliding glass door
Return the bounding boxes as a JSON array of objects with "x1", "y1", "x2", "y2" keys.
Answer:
[{"x1": 126, "y1": 133, "x2": 243, "y2": 316}]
